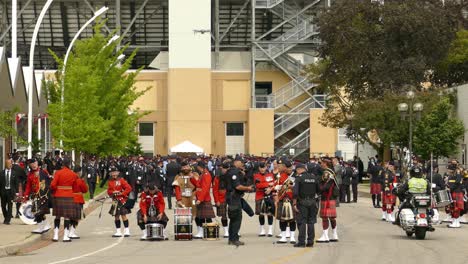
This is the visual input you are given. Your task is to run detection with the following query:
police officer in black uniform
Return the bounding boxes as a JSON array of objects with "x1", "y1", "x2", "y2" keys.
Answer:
[
  {"x1": 84, "y1": 156, "x2": 100, "y2": 199},
  {"x1": 293, "y1": 163, "x2": 320, "y2": 248},
  {"x1": 226, "y1": 159, "x2": 254, "y2": 246}
]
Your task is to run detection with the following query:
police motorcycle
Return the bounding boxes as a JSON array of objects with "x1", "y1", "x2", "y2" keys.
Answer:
[{"x1": 393, "y1": 167, "x2": 435, "y2": 240}]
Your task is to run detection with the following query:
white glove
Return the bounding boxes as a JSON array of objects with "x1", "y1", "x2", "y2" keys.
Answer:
[{"x1": 274, "y1": 185, "x2": 282, "y2": 191}]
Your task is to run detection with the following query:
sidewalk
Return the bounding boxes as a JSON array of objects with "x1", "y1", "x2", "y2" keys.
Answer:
[{"x1": 0, "y1": 191, "x2": 107, "y2": 257}]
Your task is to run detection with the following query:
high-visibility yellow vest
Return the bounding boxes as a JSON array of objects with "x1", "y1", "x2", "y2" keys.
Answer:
[{"x1": 408, "y1": 178, "x2": 427, "y2": 193}]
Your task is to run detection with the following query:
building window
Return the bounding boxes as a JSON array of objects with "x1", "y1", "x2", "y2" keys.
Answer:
[
  {"x1": 226, "y1": 123, "x2": 244, "y2": 136},
  {"x1": 255, "y1": 82, "x2": 272, "y2": 95},
  {"x1": 139, "y1": 123, "x2": 154, "y2": 136}
]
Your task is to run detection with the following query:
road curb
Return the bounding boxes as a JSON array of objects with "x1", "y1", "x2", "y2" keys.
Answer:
[{"x1": 0, "y1": 190, "x2": 108, "y2": 257}]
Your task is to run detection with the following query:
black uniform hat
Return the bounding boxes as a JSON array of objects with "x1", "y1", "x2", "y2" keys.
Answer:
[
  {"x1": 278, "y1": 158, "x2": 292, "y2": 168},
  {"x1": 258, "y1": 162, "x2": 266, "y2": 168},
  {"x1": 222, "y1": 163, "x2": 231, "y2": 169},
  {"x1": 196, "y1": 161, "x2": 205, "y2": 168},
  {"x1": 295, "y1": 163, "x2": 306, "y2": 170},
  {"x1": 234, "y1": 156, "x2": 244, "y2": 162},
  {"x1": 27, "y1": 158, "x2": 38, "y2": 164},
  {"x1": 180, "y1": 161, "x2": 189, "y2": 167},
  {"x1": 109, "y1": 166, "x2": 120, "y2": 173}
]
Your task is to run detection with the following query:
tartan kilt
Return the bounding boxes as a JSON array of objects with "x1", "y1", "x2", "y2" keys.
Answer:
[
  {"x1": 216, "y1": 203, "x2": 227, "y2": 219},
  {"x1": 370, "y1": 183, "x2": 382, "y2": 195},
  {"x1": 320, "y1": 199, "x2": 337, "y2": 218},
  {"x1": 197, "y1": 201, "x2": 216, "y2": 219},
  {"x1": 115, "y1": 204, "x2": 131, "y2": 216},
  {"x1": 382, "y1": 191, "x2": 396, "y2": 206},
  {"x1": 53, "y1": 197, "x2": 80, "y2": 219},
  {"x1": 451, "y1": 192, "x2": 465, "y2": 211}
]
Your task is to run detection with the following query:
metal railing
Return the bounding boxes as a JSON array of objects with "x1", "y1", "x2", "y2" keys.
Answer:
[
  {"x1": 275, "y1": 128, "x2": 310, "y2": 156},
  {"x1": 255, "y1": 0, "x2": 284, "y2": 9},
  {"x1": 255, "y1": 77, "x2": 316, "y2": 109},
  {"x1": 255, "y1": 95, "x2": 274, "y2": 108},
  {"x1": 256, "y1": 21, "x2": 317, "y2": 60},
  {"x1": 274, "y1": 97, "x2": 314, "y2": 138}
]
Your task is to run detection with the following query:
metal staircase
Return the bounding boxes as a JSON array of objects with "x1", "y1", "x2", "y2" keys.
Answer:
[
  {"x1": 275, "y1": 128, "x2": 310, "y2": 158},
  {"x1": 254, "y1": 0, "x2": 323, "y2": 157},
  {"x1": 255, "y1": 0, "x2": 284, "y2": 9}
]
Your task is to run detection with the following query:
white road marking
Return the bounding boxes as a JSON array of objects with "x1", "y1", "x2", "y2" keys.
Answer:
[{"x1": 47, "y1": 236, "x2": 124, "y2": 264}]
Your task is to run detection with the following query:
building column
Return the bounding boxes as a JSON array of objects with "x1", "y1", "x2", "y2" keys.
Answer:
[{"x1": 167, "y1": 0, "x2": 212, "y2": 153}]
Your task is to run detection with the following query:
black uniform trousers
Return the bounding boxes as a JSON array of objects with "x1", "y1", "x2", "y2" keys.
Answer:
[
  {"x1": 340, "y1": 184, "x2": 351, "y2": 203},
  {"x1": 87, "y1": 179, "x2": 97, "y2": 199},
  {"x1": 99, "y1": 171, "x2": 110, "y2": 188},
  {"x1": 296, "y1": 202, "x2": 316, "y2": 244},
  {"x1": 228, "y1": 193, "x2": 243, "y2": 242},
  {"x1": 165, "y1": 177, "x2": 174, "y2": 209},
  {"x1": 0, "y1": 192, "x2": 13, "y2": 222},
  {"x1": 352, "y1": 182, "x2": 358, "y2": 202}
]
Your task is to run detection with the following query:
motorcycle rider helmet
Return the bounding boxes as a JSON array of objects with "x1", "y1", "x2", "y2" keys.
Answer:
[{"x1": 411, "y1": 166, "x2": 423, "y2": 178}]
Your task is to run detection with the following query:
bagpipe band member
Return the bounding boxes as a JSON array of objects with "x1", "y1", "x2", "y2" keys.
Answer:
[
  {"x1": 381, "y1": 162, "x2": 397, "y2": 222},
  {"x1": 274, "y1": 159, "x2": 296, "y2": 244},
  {"x1": 69, "y1": 165, "x2": 88, "y2": 239},
  {"x1": 138, "y1": 184, "x2": 169, "y2": 240},
  {"x1": 107, "y1": 167, "x2": 133, "y2": 237},
  {"x1": 213, "y1": 163, "x2": 230, "y2": 238},
  {"x1": 194, "y1": 162, "x2": 216, "y2": 239},
  {"x1": 50, "y1": 157, "x2": 80, "y2": 242},
  {"x1": 317, "y1": 158, "x2": 339, "y2": 243},
  {"x1": 23, "y1": 158, "x2": 52, "y2": 234},
  {"x1": 254, "y1": 162, "x2": 275, "y2": 237}
]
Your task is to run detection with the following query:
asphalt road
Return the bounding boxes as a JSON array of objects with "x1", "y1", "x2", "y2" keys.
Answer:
[{"x1": 3, "y1": 195, "x2": 468, "y2": 264}]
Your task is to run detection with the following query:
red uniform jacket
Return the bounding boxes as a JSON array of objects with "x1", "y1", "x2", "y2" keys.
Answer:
[
  {"x1": 107, "y1": 177, "x2": 132, "y2": 204},
  {"x1": 51, "y1": 167, "x2": 78, "y2": 198},
  {"x1": 72, "y1": 178, "x2": 88, "y2": 204},
  {"x1": 213, "y1": 176, "x2": 226, "y2": 204},
  {"x1": 254, "y1": 172, "x2": 275, "y2": 200},
  {"x1": 196, "y1": 170, "x2": 212, "y2": 203},
  {"x1": 174, "y1": 176, "x2": 198, "y2": 201},
  {"x1": 24, "y1": 170, "x2": 42, "y2": 197},
  {"x1": 139, "y1": 191, "x2": 165, "y2": 216},
  {"x1": 274, "y1": 172, "x2": 293, "y2": 200}
]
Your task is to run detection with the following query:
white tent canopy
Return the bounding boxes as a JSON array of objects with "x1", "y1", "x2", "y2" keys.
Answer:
[{"x1": 170, "y1": 140, "x2": 204, "y2": 154}]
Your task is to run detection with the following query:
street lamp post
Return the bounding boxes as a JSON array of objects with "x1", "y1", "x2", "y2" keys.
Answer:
[
  {"x1": 28, "y1": 0, "x2": 54, "y2": 159},
  {"x1": 60, "y1": 6, "x2": 109, "y2": 149},
  {"x1": 398, "y1": 90, "x2": 423, "y2": 168}
]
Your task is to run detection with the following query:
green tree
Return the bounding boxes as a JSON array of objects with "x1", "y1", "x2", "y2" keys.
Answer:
[
  {"x1": 0, "y1": 108, "x2": 24, "y2": 145},
  {"x1": 413, "y1": 98, "x2": 465, "y2": 160},
  {"x1": 307, "y1": 0, "x2": 461, "y2": 157},
  {"x1": 348, "y1": 91, "x2": 441, "y2": 158},
  {"x1": 47, "y1": 21, "x2": 149, "y2": 156},
  {"x1": 435, "y1": 29, "x2": 468, "y2": 86}
]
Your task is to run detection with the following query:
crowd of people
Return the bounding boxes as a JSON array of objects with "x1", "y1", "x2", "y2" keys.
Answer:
[
  {"x1": 0, "y1": 151, "x2": 368, "y2": 247},
  {"x1": 366, "y1": 156, "x2": 468, "y2": 228},
  {"x1": 9, "y1": 151, "x2": 466, "y2": 247}
]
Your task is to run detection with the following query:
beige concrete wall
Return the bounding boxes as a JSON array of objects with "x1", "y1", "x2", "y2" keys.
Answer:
[
  {"x1": 310, "y1": 109, "x2": 337, "y2": 156},
  {"x1": 222, "y1": 80, "x2": 251, "y2": 110},
  {"x1": 248, "y1": 108, "x2": 274, "y2": 156},
  {"x1": 133, "y1": 71, "x2": 168, "y2": 155},
  {"x1": 256, "y1": 71, "x2": 291, "y2": 93},
  {"x1": 167, "y1": 68, "x2": 212, "y2": 153}
]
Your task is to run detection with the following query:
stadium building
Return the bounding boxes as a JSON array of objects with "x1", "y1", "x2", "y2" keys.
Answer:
[{"x1": 0, "y1": 0, "x2": 360, "y2": 160}]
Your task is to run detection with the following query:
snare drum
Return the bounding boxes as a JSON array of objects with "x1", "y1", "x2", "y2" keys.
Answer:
[
  {"x1": 434, "y1": 190, "x2": 453, "y2": 208},
  {"x1": 174, "y1": 208, "x2": 193, "y2": 240},
  {"x1": 146, "y1": 223, "x2": 164, "y2": 240},
  {"x1": 203, "y1": 223, "x2": 219, "y2": 241}
]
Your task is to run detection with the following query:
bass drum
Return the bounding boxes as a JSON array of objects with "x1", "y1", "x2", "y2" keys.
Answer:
[{"x1": 19, "y1": 200, "x2": 37, "y2": 225}]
